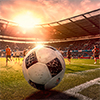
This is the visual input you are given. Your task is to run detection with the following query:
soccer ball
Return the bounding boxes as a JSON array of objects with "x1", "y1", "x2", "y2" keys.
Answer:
[{"x1": 22, "y1": 45, "x2": 65, "y2": 90}]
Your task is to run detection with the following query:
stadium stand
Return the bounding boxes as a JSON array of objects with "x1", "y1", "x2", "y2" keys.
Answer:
[
  {"x1": 0, "y1": 9, "x2": 100, "y2": 58},
  {"x1": 0, "y1": 38, "x2": 100, "y2": 58}
]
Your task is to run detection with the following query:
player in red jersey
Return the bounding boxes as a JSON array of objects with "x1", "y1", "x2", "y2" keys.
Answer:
[
  {"x1": 92, "y1": 45, "x2": 99, "y2": 64},
  {"x1": 5, "y1": 45, "x2": 12, "y2": 66},
  {"x1": 67, "y1": 49, "x2": 71, "y2": 64}
]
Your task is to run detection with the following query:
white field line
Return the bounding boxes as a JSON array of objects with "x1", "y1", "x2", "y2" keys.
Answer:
[
  {"x1": 71, "y1": 63, "x2": 100, "y2": 66},
  {"x1": 65, "y1": 68, "x2": 100, "y2": 77},
  {"x1": 80, "y1": 63, "x2": 100, "y2": 66},
  {"x1": 48, "y1": 68, "x2": 100, "y2": 99},
  {"x1": 63, "y1": 77, "x2": 100, "y2": 100}
]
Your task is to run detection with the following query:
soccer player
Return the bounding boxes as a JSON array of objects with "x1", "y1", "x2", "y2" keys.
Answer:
[
  {"x1": 58, "y1": 47, "x2": 64, "y2": 56},
  {"x1": 12, "y1": 50, "x2": 16, "y2": 61},
  {"x1": 26, "y1": 46, "x2": 31, "y2": 54},
  {"x1": 5, "y1": 45, "x2": 12, "y2": 66},
  {"x1": 92, "y1": 45, "x2": 99, "y2": 64},
  {"x1": 23, "y1": 48, "x2": 26, "y2": 58},
  {"x1": 67, "y1": 49, "x2": 71, "y2": 64},
  {"x1": 15, "y1": 49, "x2": 20, "y2": 63},
  {"x1": 99, "y1": 49, "x2": 100, "y2": 63}
]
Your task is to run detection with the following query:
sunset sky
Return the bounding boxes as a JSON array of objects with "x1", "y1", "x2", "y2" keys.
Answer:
[{"x1": 0, "y1": 0, "x2": 100, "y2": 25}]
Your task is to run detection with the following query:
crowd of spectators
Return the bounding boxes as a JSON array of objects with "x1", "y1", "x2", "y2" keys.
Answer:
[{"x1": 0, "y1": 38, "x2": 100, "y2": 58}]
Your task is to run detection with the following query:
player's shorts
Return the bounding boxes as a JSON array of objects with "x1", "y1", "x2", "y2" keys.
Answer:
[
  {"x1": 16, "y1": 56, "x2": 19, "y2": 58},
  {"x1": 6, "y1": 55, "x2": 11, "y2": 58},
  {"x1": 94, "y1": 55, "x2": 99, "y2": 58},
  {"x1": 68, "y1": 56, "x2": 71, "y2": 59},
  {"x1": 23, "y1": 54, "x2": 26, "y2": 57}
]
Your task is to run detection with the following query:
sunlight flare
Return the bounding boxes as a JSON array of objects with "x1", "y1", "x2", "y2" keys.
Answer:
[{"x1": 13, "y1": 12, "x2": 41, "y2": 28}]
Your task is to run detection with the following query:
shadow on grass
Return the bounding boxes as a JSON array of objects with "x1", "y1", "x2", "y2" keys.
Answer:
[{"x1": 24, "y1": 90, "x2": 79, "y2": 100}]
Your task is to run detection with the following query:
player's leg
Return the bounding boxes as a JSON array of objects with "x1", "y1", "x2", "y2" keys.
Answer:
[
  {"x1": 15, "y1": 56, "x2": 17, "y2": 63},
  {"x1": 9, "y1": 55, "x2": 12, "y2": 61},
  {"x1": 23, "y1": 55, "x2": 25, "y2": 61},
  {"x1": 69, "y1": 58, "x2": 71, "y2": 64},
  {"x1": 68, "y1": 57, "x2": 71, "y2": 64},
  {"x1": 16, "y1": 56, "x2": 18, "y2": 63},
  {"x1": 99, "y1": 55, "x2": 100, "y2": 63},
  {"x1": 6, "y1": 56, "x2": 8, "y2": 66},
  {"x1": 94, "y1": 57, "x2": 97, "y2": 64},
  {"x1": 18, "y1": 56, "x2": 20, "y2": 63},
  {"x1": 13, "y1": 56, "x2": 14, "y2": 61},
  {"x1": 68, "y1": 59, "x2": 70, "y2": 64}
]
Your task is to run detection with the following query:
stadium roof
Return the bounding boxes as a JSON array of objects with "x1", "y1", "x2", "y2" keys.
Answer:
[{"x1": 0, "y1": 8, "x2": 100, "y2": 42}]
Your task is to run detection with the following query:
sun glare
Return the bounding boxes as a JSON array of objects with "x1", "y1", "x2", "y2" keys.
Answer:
[
  {"x1": 13, "y1": 12, "x2": 41, "y2": 28},
  {"x1": 35, "y1": 43, "x2": 44, "y2": 48}
]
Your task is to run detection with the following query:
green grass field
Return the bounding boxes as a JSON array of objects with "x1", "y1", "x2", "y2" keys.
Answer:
[{"x1": 0, "y1": 58, "x2": 100, "y2": 100}]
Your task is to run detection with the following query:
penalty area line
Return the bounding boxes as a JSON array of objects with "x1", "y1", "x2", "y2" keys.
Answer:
[{"x1": 63, "y1": 77, "x2": 100, "y2": 100}]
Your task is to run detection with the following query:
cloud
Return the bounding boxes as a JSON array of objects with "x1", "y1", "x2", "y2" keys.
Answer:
[{"x1": 0, "y1": 0, "x2": 100, "y2": 24}]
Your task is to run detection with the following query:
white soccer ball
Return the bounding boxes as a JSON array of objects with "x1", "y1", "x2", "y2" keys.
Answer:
[{"x1": 22, "y1": 45, "x2": 65, "y2": 90}]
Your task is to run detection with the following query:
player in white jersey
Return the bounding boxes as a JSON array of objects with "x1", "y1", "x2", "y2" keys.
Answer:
[
  {"x1": 26, "y1": 46, "x2": 31, "y2": 54},
  {"x1": 15, "y1": 49, "x2": 20, "y2": 63},
  {"x1": 12, "y1": 50, "x2": 16, "y2": 61}
]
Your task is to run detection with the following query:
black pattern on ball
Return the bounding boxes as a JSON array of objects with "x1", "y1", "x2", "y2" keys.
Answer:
[
  {"x1": 25, "y1": 51, "x2": 38, "y2": 69},
  {"x1": 46, "y1": 58, "x2": 62, "y2": 77},
  {"x1": 28, "y1": 80, "x2": 45, "y2": 90}
]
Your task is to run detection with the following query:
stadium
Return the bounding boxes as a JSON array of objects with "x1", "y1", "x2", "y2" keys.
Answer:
[{"x1": 0, "y1": 7, "x2": 100, "y2": 100}]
